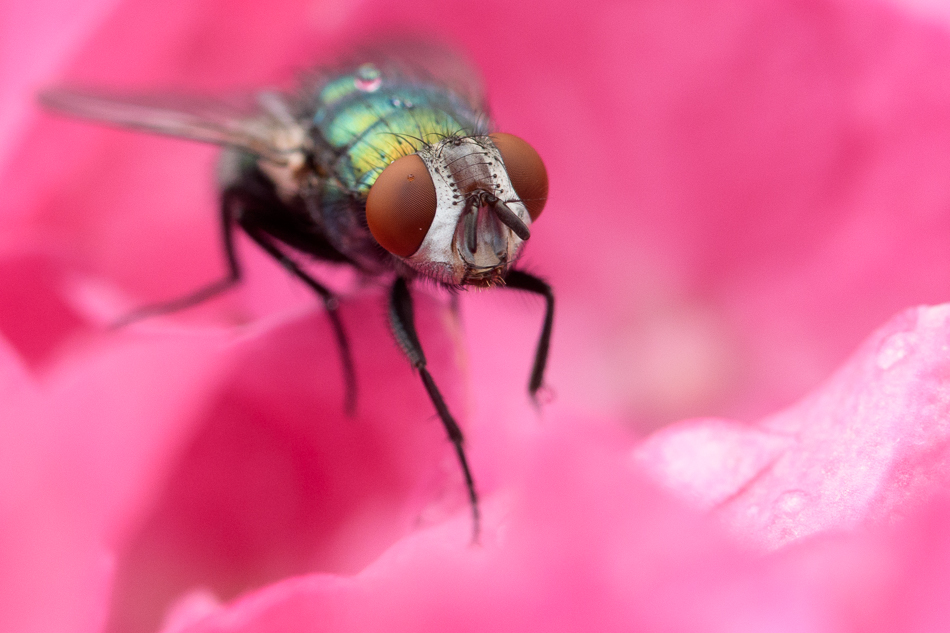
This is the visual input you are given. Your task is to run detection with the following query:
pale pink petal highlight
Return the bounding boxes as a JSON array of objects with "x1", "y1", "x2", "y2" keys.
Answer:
[{"x1": 638, "y1": 303, "x2": 950, "y2": 550}]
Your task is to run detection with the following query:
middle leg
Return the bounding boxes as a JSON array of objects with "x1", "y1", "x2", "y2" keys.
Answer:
[{"x1": 239, "y1": 219, "x2": 357, "y2": 416}]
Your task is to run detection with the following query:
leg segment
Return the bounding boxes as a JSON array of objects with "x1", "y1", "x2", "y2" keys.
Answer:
[
  {"x1": 504, "y1": 269, "x2": 555, "y2": 402},
  {"x1": 389, "y1": 277, "x2": 480, "y2": 540},
  {"x1": 239, "y1": 219, "x2": 357, "y2": 416},
  {"x1": 111, "y1": 189, "x2": 242, "y2": 328}
]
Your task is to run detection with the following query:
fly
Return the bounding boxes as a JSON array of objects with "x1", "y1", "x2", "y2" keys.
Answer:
[{"x1": 40, "y1": 42, "x2": 554, "y2": 540}]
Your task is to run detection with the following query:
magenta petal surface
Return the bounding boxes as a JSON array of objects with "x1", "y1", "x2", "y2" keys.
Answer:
[
  {"x1": 162, "y1": 424, "x2": 819, "y2": 633},
  {"x1": 103, "y1": 294, "x2": 465, "y2": 633},
  {"x1": 0, "y1": 325, "x2": 229, "y2": 633}
]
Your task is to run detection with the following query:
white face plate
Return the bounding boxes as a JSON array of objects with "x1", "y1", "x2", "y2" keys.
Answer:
[{"x1": 406, "y1": 137, "x2": 532, "y2": 285}]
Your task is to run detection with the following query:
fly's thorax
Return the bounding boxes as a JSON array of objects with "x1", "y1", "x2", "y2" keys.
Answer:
[{"x1": 406, "y1": 136, "x2": 531, "y2": 286}]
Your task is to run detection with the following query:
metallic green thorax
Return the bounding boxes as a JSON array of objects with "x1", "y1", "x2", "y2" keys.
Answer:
[{"x1": 312, "y1": 63, "x2": 485, "y2": 195}]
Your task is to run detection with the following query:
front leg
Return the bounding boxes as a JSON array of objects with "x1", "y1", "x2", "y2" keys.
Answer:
[
  {"x1": 504, "y1": 269, "x2": 555, "y2": 402},
  {"x1": 389, "y1": 277, "x2": 480, "y2": 540}
]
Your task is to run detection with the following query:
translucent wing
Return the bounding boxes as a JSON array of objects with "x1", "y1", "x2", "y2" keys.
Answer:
[
  {"x1": 39, "y1": 87, "x2": 304, "y2": 165},
  {"x1": 371, "y1": 40, "x2": 487, "y2": 112},
  {"x1": 307, "y1": 40, "x2": 489, "y2": 115}
]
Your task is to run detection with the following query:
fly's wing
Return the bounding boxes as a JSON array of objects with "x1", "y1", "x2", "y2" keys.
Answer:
[
  {"x1": 39, "y1": 88, "x2": 305, "y2": 165},
  {"x1": 373, "y1": 40, "x2": 488, "y2": 113}
]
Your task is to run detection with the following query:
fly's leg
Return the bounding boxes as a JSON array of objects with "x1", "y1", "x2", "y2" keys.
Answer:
[
  {"x1": 238, "y1": 219, "x2": 357, "y2": 416},
  {"x1": 111, "y1": 189, "x2": 242, "y2": 328},
  {"x1": 389, "y1": 277, "x2": 480, "y2": 541},
  {"x1": 503, "y1": 269, "x2": 555, "y2": 403}
]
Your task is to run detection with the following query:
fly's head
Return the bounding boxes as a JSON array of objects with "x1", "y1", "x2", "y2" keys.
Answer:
[{"x1": 365, "y1": 134, "x2": 548, "y2": 287}]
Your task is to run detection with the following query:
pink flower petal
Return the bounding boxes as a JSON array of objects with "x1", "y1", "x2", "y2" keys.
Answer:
[
  {"x1": 639, "y1": 304, "x2": 950, "y2": 549},
  {"x1": 160, "y1": 423, "x2": 820, "y2": 633},
  {"x1": 633, "y1": 417, "x2": 793, "y2": 511},
  {"x1": 0, "y1": 321, "x2": 229, "y2": 633},
  {"x1": 105, "y1": 294, "x2": 467, "y2": 633},
  {"x1": 159, "y1": 302, "x2": 950, "y2": 632}
]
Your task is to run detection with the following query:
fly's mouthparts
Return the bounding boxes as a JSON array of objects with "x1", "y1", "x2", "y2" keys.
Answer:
[
  {"x1": 459, "y1": 191, "x2": 530, "y2": 257},
  {"x1": 463, "y1": 200, "x2": 478, "y2": 254},
  {"x1": 462, "y1": 264, "x2": 508, "y2": 288},
  {"x1": 454, "y1": 189, "x2": 533, "y2": 288},
  {"x1": 489, "y1": 197, "x2": 530, "y2": 241}
]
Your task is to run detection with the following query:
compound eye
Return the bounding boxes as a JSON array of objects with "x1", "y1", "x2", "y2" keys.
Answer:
[
  {"x1": 366, "y1": 154, "x2": 437, "y2": 257},
  {"x1": 490, "y1": 133, "x2": 548, "y2": 220}
]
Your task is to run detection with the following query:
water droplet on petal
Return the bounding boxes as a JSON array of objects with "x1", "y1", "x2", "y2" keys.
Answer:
[
  {"x1": 877, "y1": 331, "x2": 916, "y2": 370},
  {"x1": 774, "y1": 489, "x2": 809, "y2": 517}
]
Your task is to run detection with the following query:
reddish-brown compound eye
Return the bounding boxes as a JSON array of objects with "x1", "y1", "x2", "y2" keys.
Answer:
[
  {"x1": 366, "y1": 154, "x2": 437, "y2": 257},
  {"x1": 490, "y1": 133, "x2": 548, "y2": 221}
]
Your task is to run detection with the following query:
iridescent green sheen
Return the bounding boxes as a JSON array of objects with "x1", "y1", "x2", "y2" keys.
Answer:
[{"x1": 312, "y1": 65, "x2": 484, "y2": 194}]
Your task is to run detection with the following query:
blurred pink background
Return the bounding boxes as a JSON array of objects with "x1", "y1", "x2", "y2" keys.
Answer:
[{"x1": 5, "y1": 0, "x2": 950, "y2": 631}]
